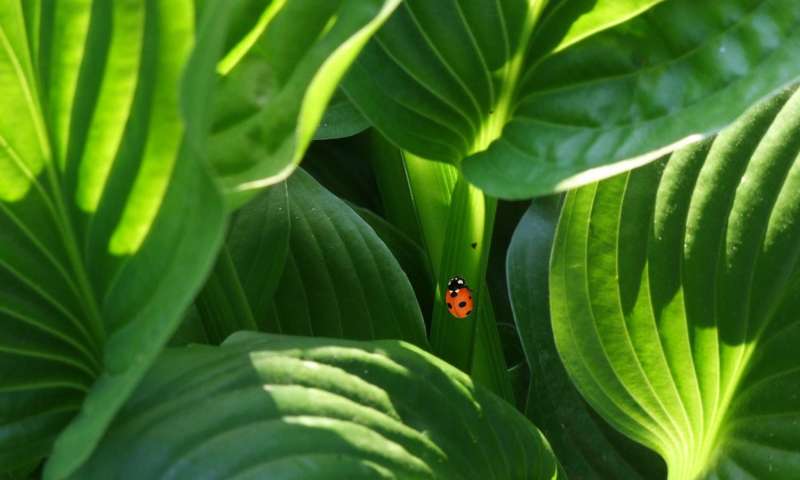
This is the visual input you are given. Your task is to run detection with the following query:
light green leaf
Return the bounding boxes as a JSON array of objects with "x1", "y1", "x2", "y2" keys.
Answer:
[
  {"x1": 344, "y1": 0, "x2": 800, "y2": 198},
  {"x1": 201, "y1": 0, "x2": 401, "y2": 203},
  {"x1": 223, "y1": 169, "x2": 429, "y2": 349},
  {"x1": 0, "y1": 1, "x2": 225, "y2": 477},
  {"x1": 371, "y1": 142, "x2": 514, "y2": 402},
  {"x1": 76, "y1": 332, "x2": 563, "y2": 480},
  {"x1": 551, "y1": 86, "x2": 800, "y2": 478},
  {"x1": 508, "y1": 199, "x2": 666, "y2": 479}
]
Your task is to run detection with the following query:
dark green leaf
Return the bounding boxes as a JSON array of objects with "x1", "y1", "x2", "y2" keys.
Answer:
[
  {"x1": 221, "y1": 182, "x2": 291, "y2": 334},
  {"x1": 76, "y1": 332, "x2": 563, "y2": 480},
  {"x1": 345, "y1": 0, "x2": 800, "y2": 198},
  {"x1": 352, "y1": 205, "x2": 435, "y2": 323},
  {"x1": 313, "y1": 89, "x2": 370, "y2": 140},
  {"x1": 226, "y1": 170, "x2": 429, "y2": 349},
  {"x1": 508, "y1": 199, "x2": 666, "y2": 479}
]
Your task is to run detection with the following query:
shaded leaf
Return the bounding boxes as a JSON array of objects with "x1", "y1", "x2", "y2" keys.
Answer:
[
  {"x1": 76, "y1": 332, "x2": 563, "y2": 480},
  {"x1": 225, "y1": 170, "x2": 429, "y2": 349},
  {"x1": 352, "y1": 205, "x2": 435, "y2": 323},
  {"x1": 313, "y1": 89, "x2": 370, "y2": 141},
  {"x1": 508, "y1": 199, "x2": 666, "y2": 479}
]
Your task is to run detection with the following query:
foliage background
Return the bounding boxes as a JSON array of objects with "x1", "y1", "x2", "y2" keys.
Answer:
[{"x1": 0, "y1": 1, "x2": 799, "y2": 479}]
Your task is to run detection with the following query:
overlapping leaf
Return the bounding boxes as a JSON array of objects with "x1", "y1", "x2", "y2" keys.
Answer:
[
  {"x1": 313, "y1": 90, "x2": 370, "y2": 141},
  {"x1": 200, "y1": 0, "x2": 401, "y2": 202},
  {"x1": 344, "y1": 0, "x2": 800, "y2": 198},
  {"x1": 508, "y1": 199, "x2": 666, "y2": 479},
  {"x1": 75, "y1": 332, "x2": 562, "y2": 480},
  {"x1": 0, "y1": 2, "x2": 225, "y2": 477},
  {"x1": 219, "y1": 169, "x2": 429, "y2": 348},
  {"x1": 1, "y1": 0, "x2": 403, "y2": 476},
  {"x1": 551, "y1": 86, "x2": 800, "y2": 478}
]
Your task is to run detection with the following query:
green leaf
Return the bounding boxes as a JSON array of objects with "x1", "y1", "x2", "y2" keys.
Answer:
[
  {"x1": 367, "y1": 131, "x2": 426, "y2": 248},
  {"x1": 351, "y1": 205, "x2": 435, "y2": 321},
  {"x1": 0, "y1": 1, "x2": 225, "y2": 477},
  {"x1": 194, "y1": 182, "x2": 290, "y2": 345},
  {"x1": 313, "y1": 89, "x2": 370, "y2": 140},
  {"x1": 76, "y1": 332, "x2": 563, "y2": 480},
  {"x1": 224, "y1": 181, "x2": 290, "y2": 332},
  {"x1": 303, "y1": 135, "x2": 383, "y2": 213},
  {"x1": 551, "y1": 86, "x2": 800, "y2": 478},
  {"x1": 344, "y1": 0, "x2": 800, "y2": 198},
  {"x1": 405, "y1": 153, "x2": 516, "y2": 403},
  {"x1": 224, "y1": 169, "x2": 430, "y2": 349},
  {"x1": 200, "y1": 0, "x2": 400, "y2": 203},
  {"x1": 508, "y1": 199, "x2": 666, "y2": 479},
  {"x1": 194, "y1": 246, "x2": 259, "y2": 345}
]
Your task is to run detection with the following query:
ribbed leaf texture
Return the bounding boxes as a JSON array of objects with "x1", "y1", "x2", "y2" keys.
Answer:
[
  {"x1": 551, "y1": 86, "x2": 800, "y2": 479},
  {"x1": 76, "y1": 332, "x2": 562, "y2": 480},
  {"x1": 508, "y1": 199, "x2": 666, "y2": 479},
  {"x1": 344, "y1": 0, "x2": 800, "y2": 198},
  {"x1": 0, "y1": 2, "x2": 225, "y2": 477},
  {"x1": 224, "y1": 169, "x2": 429, "y2": 347}
]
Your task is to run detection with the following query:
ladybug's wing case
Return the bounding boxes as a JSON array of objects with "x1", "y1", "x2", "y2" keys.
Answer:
[{"x1": 446, "y1": 288, "x2": 473, "y2": 318}]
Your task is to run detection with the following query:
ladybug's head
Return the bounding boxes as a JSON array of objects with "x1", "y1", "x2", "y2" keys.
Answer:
[{"x1": 447, "y1": 276, "x2": 467, "y2": 291}]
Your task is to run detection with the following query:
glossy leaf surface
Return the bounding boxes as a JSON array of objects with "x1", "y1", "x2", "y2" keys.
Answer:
[
  {"x1": 224, "y1": 170, "x2": 429, "y2": 349},
  {"x1": 551, "y1": 87, "x2": 800, "y2": 479},
  {"x1": 508, "y1": 199, "x2": 666, "y2": 479},
  {"x1": 345, "y1": 0, "x2": 800, "y2": 198},
  {"x1": 203, "y1": 0, "x2": 400, "y2": 200},
  {"x1": 76, "y1": 332, "x2": 562, "y2": 480},
  {"x1": 0, "y1": 2, "x2": 225, "y2": 477}
]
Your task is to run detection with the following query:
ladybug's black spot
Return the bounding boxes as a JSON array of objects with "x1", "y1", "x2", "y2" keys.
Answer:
[
  {"x1": 465, "y1": 310, "x2": 472, "y2": 316},
  {"x1": 447, "y1": 302, "x2": 452, "y2": 309},
  {"x1": 468, "y1": 296, "x2": 472, "y2": 300},
  {"x1": 458, "y1": 301, "x2": 467, "y2": 308},
  {"x1": 449, "y1": 291, "x2": 458, "y2": 298}
]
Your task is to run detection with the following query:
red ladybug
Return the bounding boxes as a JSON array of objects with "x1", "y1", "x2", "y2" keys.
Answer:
[{"x1": 446, "y1": 276, "x2": 473, "y2": 318}]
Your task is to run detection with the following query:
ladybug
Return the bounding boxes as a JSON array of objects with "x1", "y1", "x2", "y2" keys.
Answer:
[{"x1": 445, "y1": 276, "x2": 473, "y2": 318}]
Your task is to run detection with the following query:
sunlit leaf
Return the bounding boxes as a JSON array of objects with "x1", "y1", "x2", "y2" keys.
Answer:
[
  {"x1": 200, "y1": 0, "x2": 401, "y2": 202},
  {"x1": 76, "y1": 332, "x2": 563, "y2": 480},
  {"x1": 551, "y1": 86, "x2": 800, "y2": 478},
  {"x1": 0, "y1": 2, "x2": 225, "y2": 477},
  {"x1": 508, "y1": 199, "x2": 666, "y2": 479},
  {"x1": 345, "y1": 0, "x2": 800, "y2": 198}
]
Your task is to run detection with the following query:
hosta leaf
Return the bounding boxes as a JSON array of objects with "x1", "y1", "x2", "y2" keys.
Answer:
[
  {"x1": 551, "y1": 86, "x2": 800, "y2": 478},
  {"x1": 76, "y1": 332, "x2": 562, "y2": 480},
  {"x1": 225, "y1": 181, "x2": 290, "y2": 325},
  {"x1": 352, "y1": 205, "x2": 435, "y2": 322},
  {"x1": 508, "y1": 199, "x2": 666, "y2": 479},
  {"x1": 344, "y1": 0, "x2": 800, "y2": 198},
  {"x1": 313, "y1": 89, "x2": 370, "y2": 141},
  {"x1": 0, "y1": 1, "x2": 225, "y2": 477},
  {"x1": 224, "y1": 169, "x2": 429, "y2": 348},
  {"x1": 396, "y1": 152, "x2": 515, "y2": 401},
  {"x1": 201, "y1": 0, "x2": 400, "y2": 201}
]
